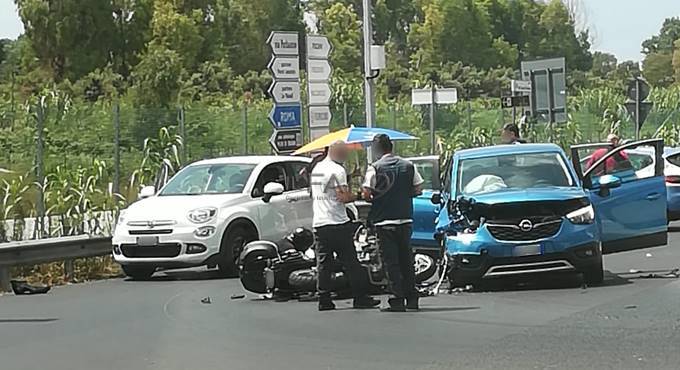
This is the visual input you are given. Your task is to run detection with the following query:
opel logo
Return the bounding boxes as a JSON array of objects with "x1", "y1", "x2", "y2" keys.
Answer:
[{"x1": 518, "y1": 219, "x2": 533, "y2": 232}]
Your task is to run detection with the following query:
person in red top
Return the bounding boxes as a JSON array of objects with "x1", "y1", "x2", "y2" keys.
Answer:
[{"x1": 586, "y1": 134, "x2": 632, "y2": 176}]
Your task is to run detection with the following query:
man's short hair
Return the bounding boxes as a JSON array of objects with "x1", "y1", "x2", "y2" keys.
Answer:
[
  {"x1": 502, "y1": 123, "x2": 520, "y2": 138},
  {"x1": 372, "y1": 133, "x2": 393, "y2": 153}
]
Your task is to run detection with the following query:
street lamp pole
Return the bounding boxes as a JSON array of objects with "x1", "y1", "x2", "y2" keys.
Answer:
[{"x1": 362, "y1": 0, "x2": 376, "y2": 162}]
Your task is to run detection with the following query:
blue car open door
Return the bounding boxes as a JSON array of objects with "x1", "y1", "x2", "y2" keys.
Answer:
[{"x1": 571, "y1": 139, "x2": 667, "y2": 254}]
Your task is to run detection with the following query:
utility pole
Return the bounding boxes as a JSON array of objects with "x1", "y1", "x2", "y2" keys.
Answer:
[
  {"x1": 362, "y1": 0, "x2": 375, "y2": 161},
  {"x1": 429, "y1": 85, "x2": 436, "y2": 155},
  {"x1": 113, "y1": 103, "x2": 120, "y2": 195},
  {"x1": 635, "y1": 78, "x2": 640, "y2": 141}
]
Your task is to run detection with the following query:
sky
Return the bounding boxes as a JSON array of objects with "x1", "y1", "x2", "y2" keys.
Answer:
[{"x1": 1, "y1": 1, "x2": 680, "y2": 62}]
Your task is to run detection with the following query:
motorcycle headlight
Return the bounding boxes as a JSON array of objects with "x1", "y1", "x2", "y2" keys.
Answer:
[
  {"x1": 187, "y1": 207, "x2": 217, "y2": 224},
  {"x1": 567, "y1": 205, "x2": 594, "y2": 224}
]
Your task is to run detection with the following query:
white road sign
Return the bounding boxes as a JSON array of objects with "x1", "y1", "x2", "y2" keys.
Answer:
[
  {"x1": 435, "y1": 88, "x2": 458, "y2": 104},
  {"x1": 308, "y1": 82, "x2": 332, "y2": 105},
  {"x1": 310, "y1": 126, "x2": 330, "y2": 140},
  {"x1": 307, "y1": 59, "x2": 332, "y2": 82},
  {"x1": 268, "y1": 56, "x2": 300, "y2": 80},
  {"x1": 268, "y1": 81, "x2": 301, "y2": 104},
  {"x1": 309, "y1": 106, "x2": 332, "y2": 127},
  {"x1": 268, "y1": 31, "x2": 299, "y2": 56},
  {"x1": 411, "y1": 88, "x2": 432, "y2": 106},
  {"x1": 511, "y1": 80, "x2": 532, "y2": 94},
  {"x1": 306, "y1": 35, "x2": 333, "y2": 59},
  {"x1": 412, "y1": 87, "x2": 458, "y2": 105}
]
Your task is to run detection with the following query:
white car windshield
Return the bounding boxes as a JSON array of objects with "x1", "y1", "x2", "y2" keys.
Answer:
[
  {"x1": 160, "y1": 164, "x2": 256, "y2": 195},
  {"x1": 458, "y1": 152, "x2": 573, "y2": 195}
]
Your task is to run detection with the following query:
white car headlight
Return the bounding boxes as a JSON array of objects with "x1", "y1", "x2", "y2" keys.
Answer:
[
  {"x1": 567, "y1": 205, "x2": 594, "y2": 224},
  {"x1": 114, "y1": 210, "x2": 126, "y2": 232},
  {"x1": 187, "y1": 207, "x2": 218, "y2": 224}
]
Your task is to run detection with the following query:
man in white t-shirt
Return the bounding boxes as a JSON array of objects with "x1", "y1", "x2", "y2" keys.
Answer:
[{"x1": 311, "y1": 141, "x2": 380, "y2": 311}]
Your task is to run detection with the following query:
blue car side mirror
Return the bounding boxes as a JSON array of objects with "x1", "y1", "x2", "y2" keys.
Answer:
[
  {"x1": 599, "y1": 175, "x2": 622, "y2": 189},
  {"x1": 430, "y1": 192, "x2": 442, "y2": 205}
]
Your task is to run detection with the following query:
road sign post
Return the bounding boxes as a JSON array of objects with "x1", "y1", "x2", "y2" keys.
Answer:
[
  {"x1": 625, "y1": 77, "x2": 653, "y2": 140},
  {"x1": 268, "y1": 31, "x2": 302, "y2": 154},
  {"x1": 412, "y1": 86, "x2": 457, "y2": 154},
  {"x1": 521, "y1": 58, "x2": 567, "y2": 142},
  {"x1": 306, "y1": 34, "x2": 333, "y2": 143}
]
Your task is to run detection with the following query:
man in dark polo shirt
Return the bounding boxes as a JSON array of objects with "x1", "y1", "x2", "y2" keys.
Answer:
[{"x1": 362, "y1": 134, "x2": 424, "y2": 312}]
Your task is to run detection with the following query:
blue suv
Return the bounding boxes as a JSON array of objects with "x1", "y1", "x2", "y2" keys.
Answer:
[{"x1": 433, "y1": 140, "x2": 667, "y2": 286}]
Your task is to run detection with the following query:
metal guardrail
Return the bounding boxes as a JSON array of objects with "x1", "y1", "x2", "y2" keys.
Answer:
[{"x1": 0, "y1": 235, "x2": 113, "y2": 292}]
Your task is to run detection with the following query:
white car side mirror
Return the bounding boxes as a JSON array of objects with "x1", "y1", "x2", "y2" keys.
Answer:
[
  {"x1": 139, "y1": 185, "x2": 156, "y2": 199},
  {"x1": 262, "y1": 182, "x2": 284, "y2": 203}
]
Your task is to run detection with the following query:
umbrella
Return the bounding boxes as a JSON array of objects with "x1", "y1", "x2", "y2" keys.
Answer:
[{"x1": 293, "y1": 126, "x2": 417, "y2": 155}]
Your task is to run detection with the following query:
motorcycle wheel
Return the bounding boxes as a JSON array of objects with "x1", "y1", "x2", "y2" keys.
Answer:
[
  {"x1": 414, "y1": 253, "x2": 437, "y2": 283},
  {"x1": 288, "y1": 268, "x2": 348, "y2": 292}
]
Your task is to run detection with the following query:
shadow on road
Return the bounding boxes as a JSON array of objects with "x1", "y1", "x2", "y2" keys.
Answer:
[
  {"x1": 0, "y1": 318, "x2": 58, "y2": 323},
  {"x1": 124, "y1": 269, "x2": 229, "y2": 282},
  {"x1": 417, "y1": 306, "x2": 480, "y2": 313},
  {"x1": 472, "y1": 270, "x2": 632, "y2": 293}
]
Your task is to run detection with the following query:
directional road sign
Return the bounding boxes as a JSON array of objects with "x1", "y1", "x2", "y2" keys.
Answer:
[
  {"x1": 412, "y1": 87, "x2": 458, "y2": 105},
  {"x1": 269, "y1": 129, "x2": 303, "y2": 154},
  {"x1": 306, "y1": 35, "x2": 333, "y2": 59},
  {"x1": 308, "y1": 82, "x2": 332, "y2": 105},
  {"x1": 309, "y1": 106, "x2": 332, "y2": 127},
  {"x1": 307, "y1": 59, "x2": 333, "y2": 82},
  {"x1": 501, "y1": 95, "x2": 531, "y2": 108},
  {"x1": 268, "y1": 56, "x2": 300, "y2": 80},
  {"x1": 267, "y1": 31, "x2": 299, "y2": 56},
  {"x1": 268, "y1": 81, "x2": 301, "y2": 104},
  {"x1": 269, "y1": 104, "x2": 302, "y2": 129},
  {"x1": 309, "y1": 126, "x2": 330, "y2": 141}
]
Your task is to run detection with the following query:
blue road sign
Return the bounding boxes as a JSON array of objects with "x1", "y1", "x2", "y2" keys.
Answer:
[{"x1": 269, "y1": 104, "x2": 302, "y2": 128}]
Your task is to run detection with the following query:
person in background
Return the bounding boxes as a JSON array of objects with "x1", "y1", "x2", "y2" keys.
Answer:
[
  {"x1": 311, "y1": 141, "x2": 380, "y2": 311},
  {"x1": 586, "y1": 133, "x2": 632, "y2": 176},
  {"x1": 362, "y1": 134, "x2": 424, "y2": 312},
  {"x1": 500, "y1": 123, "x2": 526, "y2": 144}
]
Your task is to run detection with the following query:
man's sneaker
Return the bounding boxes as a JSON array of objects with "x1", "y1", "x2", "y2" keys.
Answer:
[
  {"x1": 380, "y1": 298, "x2": 406, "y2": 312},
  {"x1": 318, "y1": 300, "x2": 336, "y2": 311},
  {"x1": 406, "y1": 297, "x2": 419, "y2": 311},
  {"x1": 353, "y1": 296, "x2": 380, "y2": 309}
]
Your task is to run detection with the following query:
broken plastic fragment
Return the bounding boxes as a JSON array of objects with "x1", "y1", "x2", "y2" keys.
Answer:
[
  {"x1": 230, "y1": 294, "x2": 245, "y2": 300},
  {"x1": 201, "y1": 297, "x2": 211, "y2": 304}
]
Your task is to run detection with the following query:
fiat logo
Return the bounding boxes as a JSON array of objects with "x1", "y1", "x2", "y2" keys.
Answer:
[{"x1": 518, "y1": 219, "x2": 533, "y2": 232}]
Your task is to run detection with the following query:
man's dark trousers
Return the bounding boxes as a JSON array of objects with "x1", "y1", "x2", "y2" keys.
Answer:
[
  {"x1": 377, "y1": 223, "x2": 416, "y2": 301},
  {"x1": 315, "y1": 222, "x2": 366, "y2": 299}
]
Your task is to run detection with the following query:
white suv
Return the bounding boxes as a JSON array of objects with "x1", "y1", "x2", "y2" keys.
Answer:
[{"x1": 112, "y1": 156, "x2": 315, "y2": 280}]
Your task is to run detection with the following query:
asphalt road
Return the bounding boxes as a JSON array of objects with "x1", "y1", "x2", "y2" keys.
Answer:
[{"x1": 2, "y1": 230, "x2": 680, "y2": 370}]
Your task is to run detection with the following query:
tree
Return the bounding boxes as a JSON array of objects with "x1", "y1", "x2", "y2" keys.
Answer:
[
  {"x1": 535, "y1": 0, "x2": 592, "y2": 71},
  {"x1": 643, "y1": 52, "x2": 674, "y2": 87},
  {"x1": 150, "y1": 0, "x2": 204, "y2": 69},
  {"x1": 318, "y1": 3, "x2": 362, "y2": 73},
  {"x1": 131, "y1": 41, "x2": 185, "y2": 107},
  {"x1": 15, "y1": 0, "x2": 118, "y2": 81},
  {"x1": 642, "y1": 17, "x2": 680, "y2": 55},
  {"x1": 590, "y1": 52, "x2": 618, "y2": 78},
  {"x1": 673, "y1": 40, "x2": 680, "y2": 83}
]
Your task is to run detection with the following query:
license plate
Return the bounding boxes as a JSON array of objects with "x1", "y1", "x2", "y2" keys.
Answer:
[
  {"x1": 136, "y1": 236, "x2": 159, "y2": 247},
  {"x1": 513, "y1": 244, "x2": 542, "y2": 257}
]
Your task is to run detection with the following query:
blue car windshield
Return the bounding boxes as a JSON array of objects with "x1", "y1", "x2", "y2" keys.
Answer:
[
  {"x1": 160, "y1": 164, "x2": 256, "y2": 195},
  {"x1": 458, "y1": 152, "x2": 574, "y2": 195}
]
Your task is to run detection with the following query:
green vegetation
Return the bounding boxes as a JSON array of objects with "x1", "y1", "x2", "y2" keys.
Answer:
[{"x1": 1, "y1": 0, "x2": 680, "y2": 226}]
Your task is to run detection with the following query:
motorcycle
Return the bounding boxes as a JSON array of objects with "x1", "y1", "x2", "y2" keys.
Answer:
[{"x1": 238, "y1": 223, "x2": 441, "y2": 299}]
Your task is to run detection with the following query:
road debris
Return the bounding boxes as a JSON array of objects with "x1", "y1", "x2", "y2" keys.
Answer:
[
  {"x1": 230, "y1": 294, "x2": 246, "y2": 300},
  {"x1": 624, "y1": 305, "x2": 637, "y2": 309},
  {"x1": 10, "y1": 280, "x2": 51, "y2": 295},
  {"x1": 645, "y1": 253, "x2": 653, "y2": 258},
  {"x1": 201, "y1": 297, "x2": 212, "y2": 304}
]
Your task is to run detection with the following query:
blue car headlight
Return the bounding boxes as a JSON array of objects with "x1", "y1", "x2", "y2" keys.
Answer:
[{"x1": 566, "y1": 205, "x2": 594, "y2": 224}]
